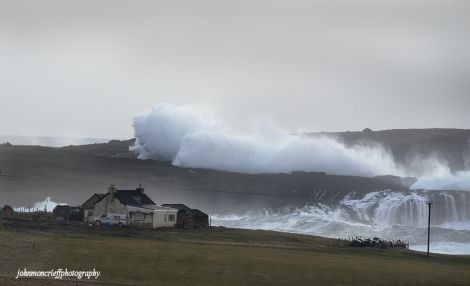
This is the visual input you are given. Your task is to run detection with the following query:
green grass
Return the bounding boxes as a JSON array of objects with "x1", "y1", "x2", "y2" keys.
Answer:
[{"x1": 1, "y1": 223, "x2": 470, "y2": 286}]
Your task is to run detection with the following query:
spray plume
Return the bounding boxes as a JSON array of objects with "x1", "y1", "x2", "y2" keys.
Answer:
[
  {"x1": 131, "y1": 103, "x2": 399, "y2": 177},
  {"x1": 131, "y1": 103, "x2": 470, "y2": 190}
]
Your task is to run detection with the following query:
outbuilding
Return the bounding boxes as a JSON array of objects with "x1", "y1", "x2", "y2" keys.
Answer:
[
  {"x1": 162, "y1": 204, "x2": 209, "y2": 228},
  {"x1": 52, "y1": 205, "x2": 83, "y2": 221},
  {"x1": 2, "y1": 205, "x2": 14, "y2": 217}
]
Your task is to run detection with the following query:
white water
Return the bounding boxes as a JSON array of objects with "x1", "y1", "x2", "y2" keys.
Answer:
[
  {"x1": 131, "y1": 103, "x2": 400, "y2": 176},
  {"x1": 131, "y1": 103, "x2": 470, "y2": 191},
  {"x1": 212, "y1": 190, "x2": 470, "y2": 255},
  {"x1": 412, "y1": 242, "x2": 470, "y2": 255},
  {"x1": 14, "y1": 197, "x2": 65, "y2": 212}
]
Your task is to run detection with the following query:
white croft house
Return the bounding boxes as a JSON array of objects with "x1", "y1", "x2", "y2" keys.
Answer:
[{"x1": 82, "y1": 185, "x2": 178, "y2": 229}]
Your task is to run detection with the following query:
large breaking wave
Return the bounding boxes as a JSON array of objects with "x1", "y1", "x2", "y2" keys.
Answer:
[
  {"x1": 131, "y1": 103, "x2": 470, "y2": 190},
  {"x1": 131, "y1": 103, "x2": 398, "y2": 176}
]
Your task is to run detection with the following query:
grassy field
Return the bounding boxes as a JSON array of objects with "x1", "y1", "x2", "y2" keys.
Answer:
[{"x1": 0, "y1": 220, "x2": 470, "y2": 286}]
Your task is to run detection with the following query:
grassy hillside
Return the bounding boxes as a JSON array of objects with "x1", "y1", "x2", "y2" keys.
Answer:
[{"x1": 0, "y1": 221, "x2": 469, "y2": 286}]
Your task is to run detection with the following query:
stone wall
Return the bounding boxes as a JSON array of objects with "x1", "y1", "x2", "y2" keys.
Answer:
[{"x1": 91, "y1": 195, "x2": 127, "y2": 221}]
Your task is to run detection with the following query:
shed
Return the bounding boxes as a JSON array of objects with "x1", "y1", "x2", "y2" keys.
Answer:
[
  {"x1": 162, "y1": 204, "x2": 209, "y2": 228},
  {"x1": 2, "y1": 205, "x2": 14, "y2": 217},
  {"x1": 53, "y1": 205, "x2": 83, "y2": 221}
]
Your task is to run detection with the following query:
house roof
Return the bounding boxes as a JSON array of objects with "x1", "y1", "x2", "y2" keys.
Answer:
[
  {"x1": 188, "y1": 209, "x2": 208, "y2": 217},
  {"x1": 83, "y1": 187, "x2": 156, "y2": 208},
  {"x1": 82, "y1": 193, "x2": 106, "y2": 209},
  {"x1": 114, "y1": 189, "x2": 155, "y2": 206},
  {"x1": 162, "y1": 204, "x2": 208, "y2": 217},
  {"x1": 162, "y1": 204, "x2": 191, "y2": 211}
]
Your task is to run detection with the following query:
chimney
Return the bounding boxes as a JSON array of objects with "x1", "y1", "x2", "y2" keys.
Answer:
[
  {"x1": 136, "y1": 183, "x2": 144, "y2": 193},
  {"x1": 108, "y1": 184, "x2": 117, "y2": 195}
]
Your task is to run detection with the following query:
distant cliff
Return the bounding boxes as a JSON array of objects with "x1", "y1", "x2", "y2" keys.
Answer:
[
  {"x1": 310, "y1": 129, "x2": 470, "y2": 172},
  {"x1": 1, "y1": 128, "x2": 469, "y2": 213},
  {"x1": 0, "y1": 143, "x2": 409, "y2": 213}
]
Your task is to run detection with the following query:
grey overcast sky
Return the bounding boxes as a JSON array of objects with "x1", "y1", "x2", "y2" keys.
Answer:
[{"x1": 0, "y1": 0, "x2": 469, "y2": 139}]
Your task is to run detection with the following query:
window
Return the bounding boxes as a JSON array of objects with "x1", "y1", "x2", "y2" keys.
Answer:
[{"x1": 169, "y1": 215, "x2": 175, "y2": 222}]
